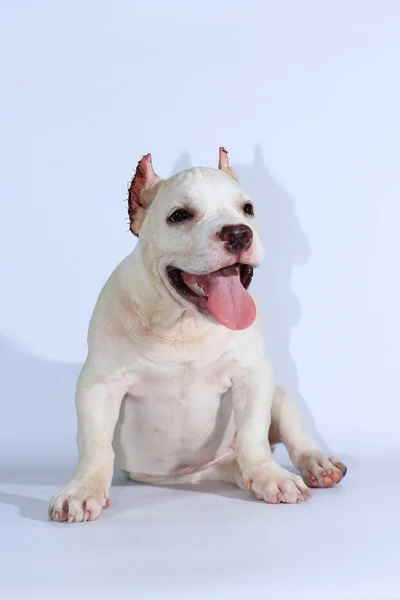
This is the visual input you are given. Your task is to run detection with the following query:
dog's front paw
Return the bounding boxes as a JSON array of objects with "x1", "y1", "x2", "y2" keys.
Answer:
[
  {"x1": 244, "y1": 463, "x2": 312, "y2": 504},
  {"x1": 297, "y1": 450, "x2": 347, "y2": 488},
  {"x1": 49, "y1": 480, "x2": 111, "y2": 523}
]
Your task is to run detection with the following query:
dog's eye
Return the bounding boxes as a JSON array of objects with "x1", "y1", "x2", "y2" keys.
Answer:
[
  {"x1": 243, "y1": 203, "x2": 254, "y2": 216},
  {"x1": 168, "y1": 209, "x2": 193, "y2": 223}
]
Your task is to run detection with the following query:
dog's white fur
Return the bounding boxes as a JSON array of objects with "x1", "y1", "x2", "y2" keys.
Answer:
[{"x1": 49, "y1": 151, "x2": 346, "y2": 523}]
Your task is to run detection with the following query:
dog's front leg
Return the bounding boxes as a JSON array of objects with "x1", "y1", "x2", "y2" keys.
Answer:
[
  {"x1": 49, "y1": 370, "x2": 132, "y2": 523},
  {"x1": 232, "y1": 359, "x2": 311, "y2": 504}
]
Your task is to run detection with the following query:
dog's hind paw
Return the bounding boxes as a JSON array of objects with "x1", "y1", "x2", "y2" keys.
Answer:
[{"x1": 297, "y1": 450, "x2": 347, "y2": 488}]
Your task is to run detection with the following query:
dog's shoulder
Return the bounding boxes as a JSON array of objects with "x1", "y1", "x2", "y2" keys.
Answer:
[{"x1": 85, "y1": 252, "x2": 145, "y2": 351}]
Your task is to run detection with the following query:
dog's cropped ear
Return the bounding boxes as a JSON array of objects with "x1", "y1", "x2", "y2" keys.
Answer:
[
  {"x1": 218, "y1": 147, "x2": 238, "y2": 181},
  {"x1": 128, "y1": 153, "x2": 161, "y2": 237}
]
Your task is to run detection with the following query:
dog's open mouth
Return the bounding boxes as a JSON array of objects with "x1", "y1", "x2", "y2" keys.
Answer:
[{"x1": 166, "y1": 263, "x2": 256, "y2": 330}]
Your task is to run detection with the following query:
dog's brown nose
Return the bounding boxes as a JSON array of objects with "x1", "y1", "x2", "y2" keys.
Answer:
[{"x1": 218, "y1": 224, "x2": 253, "y2": 253}]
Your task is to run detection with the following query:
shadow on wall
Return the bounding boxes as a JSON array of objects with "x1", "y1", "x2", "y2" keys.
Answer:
[
  {"x1": 0, "y1": 147, "x2": 326, "y2": 473},
  {"x1": 171, "y1": 148, "x2": 323, "y2": 445},
  {"x1": 234, "y1": 146, "x2": 310, "y2": 387},
  {"x1": 233, "y1": 148, "x2": 316, "y2": 427},
  {"x1": 0, "y1": 335, "x2": 81, "y2": 470}
]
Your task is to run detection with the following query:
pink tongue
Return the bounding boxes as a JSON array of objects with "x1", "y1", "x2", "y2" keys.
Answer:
[{"x1": 207, "y1": 266, "x2": 256, "y2": 330}]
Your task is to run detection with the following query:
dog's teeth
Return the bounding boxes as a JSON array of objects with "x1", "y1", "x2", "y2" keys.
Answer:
[{"x1": 192, "y1": 282, "x2": 207, "y2": 297}]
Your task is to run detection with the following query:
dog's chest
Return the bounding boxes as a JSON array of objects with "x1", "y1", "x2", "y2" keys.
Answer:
[
  {"x1": 114, "y1": 355, "x2": 235, "y2": 474},
  {"x1": 129, "y1": 356, "x2": 232, "y2": 400}
]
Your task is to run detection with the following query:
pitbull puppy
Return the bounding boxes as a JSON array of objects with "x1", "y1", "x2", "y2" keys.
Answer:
[{"x1": 49, "y1": 148, "x2": 347, "y2": 523}]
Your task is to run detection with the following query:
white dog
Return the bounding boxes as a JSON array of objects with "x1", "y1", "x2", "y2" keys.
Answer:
[{"x1": 49, "y1": 148, "x2": 347, "y2": 523}]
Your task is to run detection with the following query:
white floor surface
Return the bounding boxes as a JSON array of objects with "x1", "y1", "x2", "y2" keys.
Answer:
[{"x1": 1, "y1": 453, "x2": 399, "y2": 599}]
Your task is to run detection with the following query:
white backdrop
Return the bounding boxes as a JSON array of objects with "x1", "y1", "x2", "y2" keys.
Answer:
[
  {"x1": 1, "y1": 0, "x2": 399, "y2": 466},
  {"x1": 2, "y1": 3, "x2": 400, "y2": 599}
]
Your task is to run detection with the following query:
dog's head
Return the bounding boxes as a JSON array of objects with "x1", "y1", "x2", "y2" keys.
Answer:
[{"x1": 127, "y1": 148, "x2": 265, "y2": 331}]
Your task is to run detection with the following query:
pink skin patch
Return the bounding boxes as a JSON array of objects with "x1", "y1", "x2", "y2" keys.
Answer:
[
  {"x1": 218, "y1": 147, "x2": 237, "y2": 180},
  {"x1": 171, "y1": 441, "x2": 237, "y2": 477},
  {"x1": 128, "y1": 153, "x2": 160, "y2": 237},
  {"x1": 302, "y1": 455, "x2": 347, "y2": 488},
  {"x1": 244, "y1": 478, "x2": 253, "y2": 491},
  {"x1": 308, "y1": 469, "x2": 344, "y2": 487}
]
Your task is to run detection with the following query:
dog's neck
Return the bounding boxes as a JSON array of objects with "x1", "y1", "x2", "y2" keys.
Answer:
[{"x1": 123, "y1": 246, "x2": 226, "y2": 346}]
